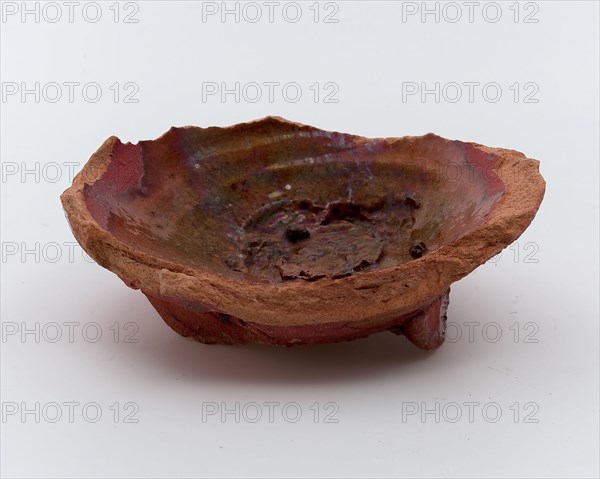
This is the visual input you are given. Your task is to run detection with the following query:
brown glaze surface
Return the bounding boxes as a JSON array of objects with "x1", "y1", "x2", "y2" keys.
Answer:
[{"x1": 61, "y1": 117, "x2": 545, "y2": 348}]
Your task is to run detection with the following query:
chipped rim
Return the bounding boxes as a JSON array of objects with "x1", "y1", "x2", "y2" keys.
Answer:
[{"x1": 60, "y1": 117, "x2": 546, "y2": 327}]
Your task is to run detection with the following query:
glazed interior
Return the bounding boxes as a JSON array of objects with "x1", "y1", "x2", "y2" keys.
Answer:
[{"x1": 83, "y1": 120, "x2": 504, "y2": 282}]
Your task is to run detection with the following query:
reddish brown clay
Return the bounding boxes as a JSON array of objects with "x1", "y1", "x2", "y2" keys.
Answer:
[{"x1": 61, "y1": 117, "x2": 545, "y2": 350}]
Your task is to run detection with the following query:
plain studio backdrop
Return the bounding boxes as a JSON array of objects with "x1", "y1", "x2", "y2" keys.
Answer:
[{"x1": 1, "y1": 1, "x2": 598, "y2": 478}]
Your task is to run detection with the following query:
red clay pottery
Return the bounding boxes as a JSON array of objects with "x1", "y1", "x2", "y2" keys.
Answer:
[{"x1": 61, "y1": 117, "x2": 545, "y2": 349}]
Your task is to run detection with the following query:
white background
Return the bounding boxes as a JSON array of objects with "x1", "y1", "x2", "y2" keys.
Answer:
[{"x1": 1, "y1": 1, "x2": 599, "y2": 478}]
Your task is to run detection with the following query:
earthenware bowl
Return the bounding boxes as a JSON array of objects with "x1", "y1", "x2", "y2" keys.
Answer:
[{"x1": 61, "y1": 117, "x2": 545, "y2": 349}]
